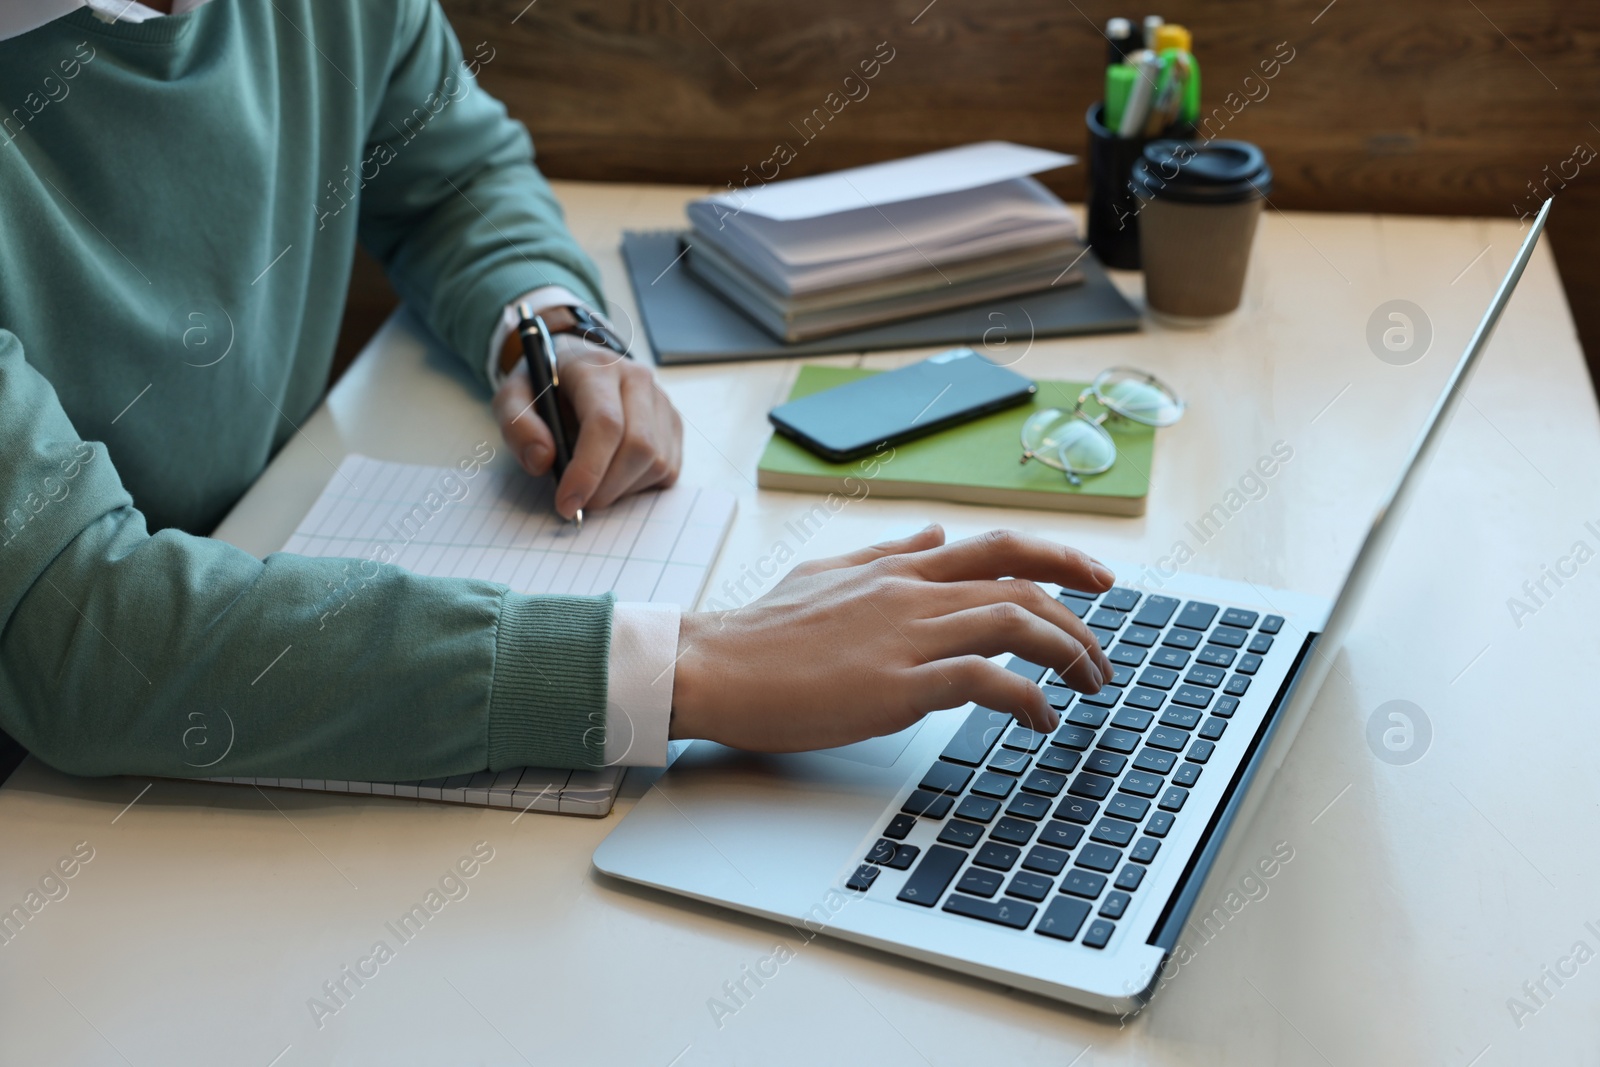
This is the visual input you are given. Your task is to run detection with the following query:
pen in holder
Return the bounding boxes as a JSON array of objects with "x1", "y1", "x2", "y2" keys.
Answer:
[{"x1": 1084, "y1": 102, "x2": 1192, "y2": 271}]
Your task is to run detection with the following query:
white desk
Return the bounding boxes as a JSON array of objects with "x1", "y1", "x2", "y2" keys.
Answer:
[{"x1": 4, "y1": 182, "x2": 1598, "y2": 1066}]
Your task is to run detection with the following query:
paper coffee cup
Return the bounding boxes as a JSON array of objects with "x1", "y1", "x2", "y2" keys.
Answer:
[{"x1": 1133, "y1": 140, "x2": 1272, "y2": 321}]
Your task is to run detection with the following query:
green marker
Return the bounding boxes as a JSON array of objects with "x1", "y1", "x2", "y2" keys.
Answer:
[{"x1": 1105, "y1": 63, "x2": 1135, "y2": 131}]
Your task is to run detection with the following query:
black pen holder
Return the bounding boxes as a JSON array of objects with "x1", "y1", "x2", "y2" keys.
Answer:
[{"x1": 1085, "y1": 102, "x2": 1193, "y2": 271}]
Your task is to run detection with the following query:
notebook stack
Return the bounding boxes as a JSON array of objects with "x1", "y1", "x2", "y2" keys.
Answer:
[{"x1": 684, "y1": 142, "x2": 1088, "y2": 342}]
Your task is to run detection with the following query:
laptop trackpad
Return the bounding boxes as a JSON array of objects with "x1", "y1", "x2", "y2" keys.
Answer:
[{"x1": 813, "y1": 721, "x2": 925, "y2": 768}]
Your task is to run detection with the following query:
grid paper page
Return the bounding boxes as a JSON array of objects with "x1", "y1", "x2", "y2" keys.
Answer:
[
  {"x1": 282, "y1": 453, "x2": 735, "y2": 610},
  {"x1": 202, "y1": 454, "x2": 736, "y2": 816}
]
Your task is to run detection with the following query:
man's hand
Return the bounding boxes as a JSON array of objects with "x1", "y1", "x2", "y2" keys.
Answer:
[
  {"x1": 670, "y1": 525, "x2": 1117, "y2": 751},
  {"x1": 492, "y1": 333, "x2": 682, "y2": 518}
]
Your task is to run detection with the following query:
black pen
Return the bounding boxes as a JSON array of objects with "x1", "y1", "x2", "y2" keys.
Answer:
[{"x1": 515, "y1": 303, "x2": 583, "y2": 530}]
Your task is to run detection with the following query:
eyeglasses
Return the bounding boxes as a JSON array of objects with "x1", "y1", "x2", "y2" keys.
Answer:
[{"x1": 1019, "y1": 367, "x2": 1185, "y2": 485}]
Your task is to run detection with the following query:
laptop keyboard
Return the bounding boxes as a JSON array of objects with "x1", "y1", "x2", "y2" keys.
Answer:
[{"x1": 844, "y1": 586, "x2": 1286, "y2": 951}]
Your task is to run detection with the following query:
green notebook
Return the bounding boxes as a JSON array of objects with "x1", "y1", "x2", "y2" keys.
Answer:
[{"x1": 756, "y1": 366, "x2": 1155, "y2": 516}]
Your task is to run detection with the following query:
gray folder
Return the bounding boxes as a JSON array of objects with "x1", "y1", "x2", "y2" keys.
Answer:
[{"x1": 621, "y1": 230, "x2": 1142, "y2": 366}]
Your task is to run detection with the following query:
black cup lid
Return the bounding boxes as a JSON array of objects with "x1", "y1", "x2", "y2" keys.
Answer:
[{"x1": 1132, "y1": 140, "x2": 1273, "y2": 205}]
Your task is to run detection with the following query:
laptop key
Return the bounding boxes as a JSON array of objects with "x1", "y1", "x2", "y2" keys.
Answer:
[
  {"x1": 1148, "y1": 726, "x2": 1188, "y2": 752},
  {"x1": 1175, "y1": 601, "x2": 1219, "y2": 630},
  {"x1": 987, "y1": 749, "x2": 1031, "y2": 775},
  {"x1": 1215, "y1": 696, "x2": 1240, "y2": 718},
  {"x1": 902, "y1": 789, "x2": 954, "y2": 819},
  {"x1": 1184, "y1": 665, "x2": 1225, "y2": 688},
  {"x1": 1099, "y1": 891, "x2": 1132, "y2": 919},
  {"x1": 1121, "y1": 625, "x2": 1161, "y2": 650},
  {"x1": 1197, "y1": 645, "x2": 1236, "y2": 668},
  {"x1": 1060, "y1": 869, "x2": 1108, "y2": 899},
  {"x1": 954, "y1": 795, "x2": 1001, "y2": 823},
  {"x1": 1052, "y1": 723, "x2": 1096, "y2": 750},
  {"x1": 1124, "y1": 687, "x2": 1166, "y2": 711},
  {"x1": 1237, "y1": 653, "x2": 1264, "y2": 675},
  {"x1": 1199, "y1": 716, "x2": 1227, "y2": 740},
  {"x1": 1260, "y1": 614, "x2": 1284, "y2": 634},
  {"x1": 1036, "y1": 896, "x2": 1092, "y2": 941},
  {"x1": 1076, "y1": 843, "x2": 1122, "y2": 872},
  {"x1": 1110, "y1": 707, "x2": 1155, "y2": 732},
  {"x1": 896, "y1": 845, "x2": 965, "y2": 906},
  {"x1": 1121, "y1": 771, "x2": 1164, "y2": 798},
  {"x1": 1079, "y1": 686, "x2": 1120, "y2": 709},
  {"x1": 1152, "y1": 646, "x2": 1190, "y2": 669},
  {"x1": 1220, "y1": 607, "x2": 1259, "y2": 628},
  {"x1": 867, "y1": 839, "x2": 897, "y2": 864},
  {"x1": 1006, "y1": 872, "x2": 1054, "y2": 902},
  {"x1": 1022, "y1": 769, "x2": 1068, "y2": 797},
  {"x1": 1100, "y1": 587, "x2": 1141, "y2": 612},
  {"x1": 1005, "y1": 657, "x2": 1048, "y2": 682},
  {"x1": 1137, "y1": 667, "x2": 1179, "y2": 690},
  {"x1": 937, "y1": 820, "x2": 985, "y2": 848},
  {"x1": 990, "y1": 816, "x2": 1037, "y2": 846},
  {"x1": 1036, "y1": 747, "x2": 1080, "y2": 774},
  {"x1": 1145, "y1": 811, "x2": 1176, "y2": 837},
  {"x1": 1038, "y1": 819, "x2": 1085, "y2": 849},
  {"x1": 1090, "y1": 817, "x2": 1136, "y2": 847},
  {"x1": 1107, "y1": 664, "x2": 1135, "y2": 687},
  {"x1": 956, "y1": 868, "x2": 1003, "y2": 898},
  {"x1": 1003, "y1": 727, "x2": 1046, "y2": 752},
  {"x1": 942, "y1": 893, "x2": 1036, "y2": 930},
  {"x1": 884, "y1": 813, "x2": 917, "y2": 840},
  {"x1": 1066, "y1": 705, "x2": 1110, "y2": 728},
  {"x1": 1088, "y1": 626, "x2": 1116, "y2": 649},
  {"x1": 920, "y1": 762, "x2": 973, "y2": 795},
  {"x1": 1058, "y1": 594, "x2": 1094, "y2": 618},
  {"x1": 939, "y1": 708, "x2": 1011, "y2": 766},
  {"x1": 1174, "y1": 762, "x2": 1202, "y2": 788},
  {"x1": 1098, "y1": 727, "x2": 1141, "y2": 754},
  {"x1": 1186, "y1": 740, "x2": 1216, "y2": 764},
  {"x1": 1159, "y1": 705, "x2": 1202, "y2": 730},
  {"x1": 1055, "y1": 797, "x2": 1100, "y2": 824},
  {"x1": 1158, "y1": 787, "x2": 1188, "y2": 812},
  {"x1": 1084, "y1": 750, "x2": 1128, "y2": 777},
  {"x1": 1224, "y1": 675, "x2": 1250, "y2": 696},
  {"x1": 974, "y1": 842, "x2": 1021, "y2": 871},
  {"x1": 1068, "y1": 771, "x2": 1115, "y2": 800},
  {"x1": 1005, "y1": 793, "x2": 1053, "y2": 820},
  {"x1": 1109, "y1": 643, "x2": 1146, "y2": 667},
  {"x1": 1105, "y1": 792, "x2": 1150, "y2": 822},
  {"x1": 885, "y1": 845, "x2": 919, "y2": 870},
  {"x1": 1248, "y1": 633, "x2": 1274, "y2": 654},
  {"x1": 1087, "y1": 608, "x2": 1126, "y2": 631},
  {"x1": 846, "y1": 864, "x2": 880, "y2": 892},
  {"x1": 1114, "y1": 864, "x2": 1146, "y2": 891},
  {"x1": 1131, "y1": 837, "x2": 1161, "y2": 863},
  {"x1": 1082, "y1": 919, "x2": 1115, "y2": 949},
  {"x1": 1209, "y1": 625, "x2": 1249, "y2": 648},
  {"x1": 1173, "y1": 685, "x2": 1213, "y2": 709},
  {"x1": 1131, "y1": 595, "x2": 1179, "y2": 628},
  {"x1": 971, "y1": 772, "x2": 1016, "y2": 799},
  {"x1": 1022, "y1": 844, "x2": 1071, "y2": 875},
  {"x1": 1042, "y1": 685, "x2": 1076, "y2": 709},
  {"x1": 1162, "y1": 627, "x2": 1201, "y2": 651},
  {"x1": 1133, "y1": 747, "x2": 1177, "y2": 775}
]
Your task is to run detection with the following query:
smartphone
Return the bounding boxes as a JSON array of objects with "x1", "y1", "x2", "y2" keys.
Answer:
[{"x1": 769, "y1": 348, "x2": 1037, "y2": 462}]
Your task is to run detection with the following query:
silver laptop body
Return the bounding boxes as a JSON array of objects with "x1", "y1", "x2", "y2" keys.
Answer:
[{"x1": 593, "y1": 203, "x2": 1550, "y2": 1014}]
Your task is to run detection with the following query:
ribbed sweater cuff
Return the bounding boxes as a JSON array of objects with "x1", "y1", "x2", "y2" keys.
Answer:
[{"x1": 489, "y1": 591, "x2": 613, "y2": 770}]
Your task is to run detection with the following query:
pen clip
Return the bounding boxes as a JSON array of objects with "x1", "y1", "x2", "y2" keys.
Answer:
[{"x1": 516, "y1": 301, "x2": 560, "y2": 387}]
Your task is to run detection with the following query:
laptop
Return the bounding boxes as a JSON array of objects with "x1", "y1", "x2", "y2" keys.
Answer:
[{"x1": 592, "y1": 202, "x2": 1551, "y2": 1013}]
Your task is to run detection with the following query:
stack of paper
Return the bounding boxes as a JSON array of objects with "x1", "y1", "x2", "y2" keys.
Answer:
[{"x1": 684, "y1": 142, "x2": 1084, "y2": 341}]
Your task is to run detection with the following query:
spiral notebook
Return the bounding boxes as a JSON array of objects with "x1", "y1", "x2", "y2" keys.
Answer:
[{"x1": 199, "y1": 454, "x2": 736, "y2": 816}]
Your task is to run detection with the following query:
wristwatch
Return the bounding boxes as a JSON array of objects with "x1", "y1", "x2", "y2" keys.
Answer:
[{"x1": 498, "y1": 304, "x2": 628, "y2": 378}]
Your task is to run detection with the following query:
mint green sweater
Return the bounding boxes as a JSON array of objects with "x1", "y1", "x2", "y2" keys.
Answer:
[{"x1": 0, "y1": 1, "x2": 618, "y2": 779}]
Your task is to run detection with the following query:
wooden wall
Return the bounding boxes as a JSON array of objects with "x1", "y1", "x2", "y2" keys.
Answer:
[{"x1": 337, "y1": 0, "x2": 1600, "y2": 388}]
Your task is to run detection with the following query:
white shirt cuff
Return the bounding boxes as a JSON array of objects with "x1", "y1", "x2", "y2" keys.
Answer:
[
  {"x1": 487, "y1": 285, "x2": 592, "y2": 389},
  {"x1": 602, "y1": 602, "x2": 681, "y2": 767}
]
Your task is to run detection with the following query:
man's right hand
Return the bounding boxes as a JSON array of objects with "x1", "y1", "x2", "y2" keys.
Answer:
[{"x1": 669, "y1": 525, "x2": 1116, "y2": 752}]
